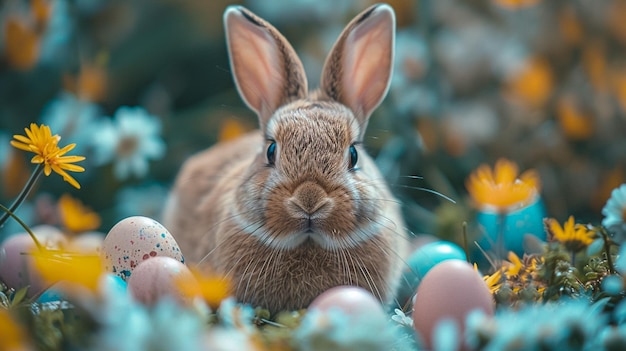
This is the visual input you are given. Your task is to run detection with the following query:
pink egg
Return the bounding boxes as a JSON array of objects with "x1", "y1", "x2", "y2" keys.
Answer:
[
  {"x1": 101, "y1": 216, "x2": 184, "y2": 281},
  {"x1": 127, "y1": 256, "x2": 197, "y2": 306},
  {"x1": 0, "y1": 227, "x2": 66, "y2": 297},
  {"x1": 308, "y1": 286, "x2": 386, "y2": 318},
  {"x1": 70, "y1": 232, "x2": 105, "y2": 253},
  {"x1": 412, "y1": 259, "x2": 494, "y2": 351}
]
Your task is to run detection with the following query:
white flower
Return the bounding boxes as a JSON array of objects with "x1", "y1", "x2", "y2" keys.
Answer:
[
  {"x1": 92, "y1": 107, "x2": 165, "y2": 180},
  {"x1": 602, "y1": 184, "x2": 626, "y2": 239},
  {"x1": 391, "y1": 308, "x2": 413, "y2": 327},
  {"x1": 40, "y1": 92, "x2": 101, "y2": 155}
]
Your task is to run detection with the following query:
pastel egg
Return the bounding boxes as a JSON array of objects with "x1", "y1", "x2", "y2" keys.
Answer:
[
  {"x1": 413, "y1": 259, "x2": 494, "y2": 351},
  {"x1": 0, "y1": 227, "x2": 66, "y2": 297},
  {"x1": 127, "y1": 256, "x2": 197, "y2": 306},
  {"x1": 70, "y1": 231, "x2": 106, "y2": 253},
  {"x1": 308, "y1": 286, "x2": 386, "y2": 319},
  {"x1": 473, "y1": 198, "x2": 546, "y2": 261},
  {"x1": 397, "y1": 241, "x2": 467, "y2": 306},
  {"x1": 101, "y1": 216, "x2": 184, "y2": 281}
]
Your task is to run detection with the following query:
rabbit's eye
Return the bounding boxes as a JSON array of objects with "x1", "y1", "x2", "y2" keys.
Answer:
[
  {"x1": 267, "y1": 141, "x2": 277, "y2": 165},
  {"x1": 348, "y1": 144, "x2": 358, "y2": 170}
]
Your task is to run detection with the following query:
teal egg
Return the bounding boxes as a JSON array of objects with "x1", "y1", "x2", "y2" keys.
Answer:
[
  {"x1": 473, "y1": 198, "x2": 546, "y2": 260},
  {"x1": 397, "y1": 241, "x2": 467, "y2": 305},
  {"x1": 407, "y1": 241, "x2": 468, "y2": 279}
]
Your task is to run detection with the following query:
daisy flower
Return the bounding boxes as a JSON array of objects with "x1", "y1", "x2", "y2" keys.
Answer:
[
  {"x1": 545, "y1": 216, "x2": 595, "y2": 252},
  {"x1": 10, "y1": 123, "x2": 85, "y2": 189},
  {"x1": 40, "y1": 92, "x2": 101, "y2": 156},
  {"x1": 602, "y1": 184, "x2": 626, "y2": 237},
  {"x1": 91, "y1": 107, "x2": 165, "y2": 180},
  {"x1": 57, "y1": 193, "x2": 101, "y2": 234},
  {"x1": 466, "y1": 158, "x2": 541, "y2": 213},
  {"x1": 31, "y1": 247, "x2": 105, "y2": 294}
]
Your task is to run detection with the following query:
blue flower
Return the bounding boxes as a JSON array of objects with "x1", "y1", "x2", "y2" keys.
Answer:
[
  {"x1": 40, "y1": 0, "x2": 74, "y2": 64},
  {"x1": 295, "y1": 307, "x2": 412, "y2": 351},
  {"x1": 465, "y1": 299, "x2": 606, "y2": 350},
  {"x1": 602, "y1": 184, "x2": 626, "y2": 241},
  {"x1": 91, "y1": 107, "x2": 165, "y2": 180},
  {"x1": 40, "y1": 92, "x2": 102, "y2": 156},
  {"x1": 91, "y1": 278, "x2": 203, "y2": 351}
]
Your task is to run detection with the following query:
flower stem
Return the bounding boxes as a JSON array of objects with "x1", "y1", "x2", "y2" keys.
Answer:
[
  {"x1": 0, "y1": 163, "x2": 44, "y2": 230},
  {"x1": 0, "y1": 203, "x2": 43, "y2": 250},
  {"x1": 599, "y1": 226, "x2": 616, "y2": 275},
  {"x1": 496, "y1": 212, "x2": 507, "y2": 263}
]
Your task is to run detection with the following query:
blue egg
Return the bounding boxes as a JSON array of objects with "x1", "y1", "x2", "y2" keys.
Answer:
[
  {"x1": 37, "y1": 288, "x2": 65, "y2": 303},
  {"x1": 396, "y1": 240, "x2": 467, "y2": 305},
  {"x1": 473, "y1": 198, "x2": 546, "y2": 260}
]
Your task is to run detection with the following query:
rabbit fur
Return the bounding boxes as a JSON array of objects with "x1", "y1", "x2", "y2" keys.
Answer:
[{"x1": 164, "y1": 3, "x2": 408, "y2": 313}]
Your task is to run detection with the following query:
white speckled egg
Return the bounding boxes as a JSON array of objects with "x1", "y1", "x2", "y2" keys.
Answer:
[
  {"x1": 101, "y1": 216, "x2": 184, "y2": 281},
  {"x1": 127, "y1": 256, "x2": 197, "y2": 306}
]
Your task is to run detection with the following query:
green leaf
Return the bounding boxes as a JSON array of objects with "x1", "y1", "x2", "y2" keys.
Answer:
[{"x1": 10, "y1": 286, "x2": 29, "y2": 307}]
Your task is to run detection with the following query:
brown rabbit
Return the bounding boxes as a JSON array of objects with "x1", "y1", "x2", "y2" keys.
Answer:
[{"x1": 164, "y1": 3, "x2": 408, "y2": 313}]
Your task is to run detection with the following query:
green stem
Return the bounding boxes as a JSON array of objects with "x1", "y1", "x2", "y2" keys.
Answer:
[
  {"x1": 0, "y1": 163, "x2": 44, "y2": 228},
  {"x1": 599, "y1": 227, "x2": 616, "y2": 275},
  {"x1": 0, "y1": 203, "x2": 43, "y2": 251},
  {"x1": 462, "y1": 221, "x2": 471, "y2": 264}
]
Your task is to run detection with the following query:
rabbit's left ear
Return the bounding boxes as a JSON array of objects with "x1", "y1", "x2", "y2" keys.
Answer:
[{"x1": 320, "y1": 4, "x2": 395, "y2": 131}]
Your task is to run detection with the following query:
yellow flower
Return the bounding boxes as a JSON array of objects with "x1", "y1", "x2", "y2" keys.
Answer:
[
  {"x1": 177, "y1": 268, "x2": 231, "y2": 309},
  {"x1": 58, "y1": 194, "x2": 101, "y2": 234},
  {"x1": 31, "y1": 248, "x2": 105, "y2": 294},
  {"x1": 0, "y1": 309, "x2": 30, "y2": 351},
  {"x1": 492, "y1": 0, "x2": 541, "y2": 9},
  {"x1": 504, "y1": 251, "x2": 523, "y2": 279},
  {"x1": 466, "y1": 158, "x2": 541, "y2": 212},
  {"x1": 545, "y1": 216, "x2": 595, "y2": 252},
  {"x1": 483, "y1": 269, "x2": 503, "y2": 294},
  {"x1": 11, "y1": 123, "x2": 85, "y2": 189}
]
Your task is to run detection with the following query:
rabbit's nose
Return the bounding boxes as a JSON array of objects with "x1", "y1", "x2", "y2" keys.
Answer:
[{"x1": 286, "y1": 181, "x2": 334, "y2": 218}]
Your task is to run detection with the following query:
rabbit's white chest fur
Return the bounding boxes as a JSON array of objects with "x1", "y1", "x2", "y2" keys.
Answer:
[{"x1": 164, "y1": 4, "x2": 408, "y2": 313}]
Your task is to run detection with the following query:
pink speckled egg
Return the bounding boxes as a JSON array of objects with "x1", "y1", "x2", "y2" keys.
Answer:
[
  {"x1": 127, "y1": 256, "x2": 197, "y2": 306},
  {"x1": 101, "y1": 216, "x2": 184, "y2": 281},
  {"x1": 0, "y1": 227, "x2": 66, "y2": 297},
  {"x1": 308, "y1": 286, "x2": 386, "y2": 319},
  {"x1": 412, "y1": 259, "x2": 494, "y2": 351}
]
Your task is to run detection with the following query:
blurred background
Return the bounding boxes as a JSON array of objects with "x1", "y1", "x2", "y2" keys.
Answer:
[{"x1": 1, "y1": 0, "x2": 625, "y2": 248}]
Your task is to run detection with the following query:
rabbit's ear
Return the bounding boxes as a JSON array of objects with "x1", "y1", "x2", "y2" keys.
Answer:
[
  {"x1": 320, "y1": 4, "x2": 395, "y2": 133},
  {"x1": 224, "y1": 6, "x2": 308, "y2": 129}
]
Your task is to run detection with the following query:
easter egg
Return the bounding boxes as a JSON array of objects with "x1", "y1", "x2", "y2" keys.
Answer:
[
  {"x1": 0, "y1": 228, "x2": 66, "y2": 297},
  {"x1": 127, "y1": 256, "x2": 196, "y2": 306},
  {"x1": 397, "y1": 241, "x2": 467, "y2": 307},
  {"x1": 101, "y1": 216, "x2": 184, "y2": 281},
  {"x1": 308, "y1": 286, "x2": 386, "y2": 319},
  {"x1": 71, "y1": 232, "x2": 105, "y2": 253},
  {"x1": 474, "y1": 198, "x2": 546, "y2": 260},
  {"x1": 412, "y1": 259, "x2": 494, "y2": 351},
  {"x1": 37, "y1": 287, "x2": 65, "y2": 303}
]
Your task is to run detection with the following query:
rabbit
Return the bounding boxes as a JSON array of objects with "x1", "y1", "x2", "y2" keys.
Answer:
[{"x1": 163, "y1": 3, "x2": 408, "y2": 314}]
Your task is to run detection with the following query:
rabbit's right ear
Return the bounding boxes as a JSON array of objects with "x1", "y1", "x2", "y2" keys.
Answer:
[{"x1": 224, "y1": 6, "x2": 308, "y2": 130}]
